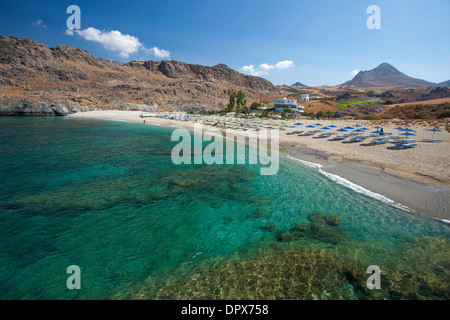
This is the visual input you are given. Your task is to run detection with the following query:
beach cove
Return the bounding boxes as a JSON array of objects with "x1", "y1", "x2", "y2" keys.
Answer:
[
  {"x1": 67, "y1": 111, "x2": 450, "y2": 222},
  {"x1": 0, "y1": 114, "x2": 448, "y2": 300}
]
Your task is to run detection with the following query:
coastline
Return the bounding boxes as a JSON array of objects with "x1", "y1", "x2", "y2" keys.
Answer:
[{"x1": 66, "y1": 110, "x2": 450, "y2": 222}]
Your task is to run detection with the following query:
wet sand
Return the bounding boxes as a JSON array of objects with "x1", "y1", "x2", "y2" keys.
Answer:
[{"x1": 67, "y1": 111, "x2": 450, "y2": 222}]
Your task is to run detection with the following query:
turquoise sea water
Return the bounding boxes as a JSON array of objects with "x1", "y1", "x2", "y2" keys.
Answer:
[{"x1": 0, "y1": 117, "x2": 448, "y2": 300}]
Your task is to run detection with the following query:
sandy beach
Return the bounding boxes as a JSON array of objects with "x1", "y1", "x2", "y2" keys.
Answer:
[{"x1": 67, "y1": 110, "x2": 450, "y2": 221}]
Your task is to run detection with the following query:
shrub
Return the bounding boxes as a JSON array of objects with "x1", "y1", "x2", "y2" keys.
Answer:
[
  {"x1": 437, "y1": 110, "x2": 450, "y2": 119},
  {"x1": 324, "y1": 111, "x2": 335, "y2": 118},
  {"x1": 414, "y1": 111, "x2": 429, "y2": 119},
  {"x1": 358, "y1": 115, "x2": 382, "y2": 120},
  {"x1": 250, "y1": 102, "x2": 262, "y2": 110}
]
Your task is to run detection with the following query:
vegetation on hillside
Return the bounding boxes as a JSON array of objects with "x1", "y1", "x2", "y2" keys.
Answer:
[{"x1": 336, "y1": 101, "x2": 379, "y2": 109}]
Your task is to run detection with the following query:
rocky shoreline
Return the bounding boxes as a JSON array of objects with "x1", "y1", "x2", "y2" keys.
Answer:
[{"x1": 0, "y1": 99, "x2": 157, "y2": 116}]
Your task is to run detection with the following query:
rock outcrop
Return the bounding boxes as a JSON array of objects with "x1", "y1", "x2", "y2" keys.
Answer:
[{"x1": 0, "y1": 99, "x2": 157, "y2": 116}]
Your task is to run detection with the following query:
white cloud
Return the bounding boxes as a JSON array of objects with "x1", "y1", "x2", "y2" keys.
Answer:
[
  {"x1": 240, "y1": 65, "x2": 266, "y2": 76},
  {"x1": 66, "y1": 27, "x2": 170, "y2": 59},
  {"x1": 32, "y1": 19, "x2": 47, "y2": 28},
  {"x1": 72, "y1": 27, "x2": 141, "y2": 58},
  {"x1": 275, "y1": 60, "x2": 295, "y2": 69},
  {"x1": 351, "y1": 69, "x2": 360, "y2": 76},
  {"x1": 143, "y1": 47, "x2": 170, "y2": 59},
  {"x1": 259, "y1": 63, "x2": 274, "y2": 71},
  {"x1": 240, "y1": 60, "x2": 295, "y2": 76}
]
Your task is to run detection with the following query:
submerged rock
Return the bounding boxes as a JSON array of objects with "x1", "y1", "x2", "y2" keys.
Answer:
[
  {"x1": 248, "y1": 209, "x2": 266, "y2": 218},
  {"x1": 272, "y1": 212, "x2": 346, "y2": 244},
  {"x1": 260, "y1": 222, "x2": 278, "y2": 232},
  {"x1": 325, "y1": 215, "x2": 341, "y2": 226}
]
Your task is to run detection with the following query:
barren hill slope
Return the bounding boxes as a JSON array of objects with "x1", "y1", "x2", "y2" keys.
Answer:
[{"x1": 0, "y1": 35, "x2": 275, "y2": 115}]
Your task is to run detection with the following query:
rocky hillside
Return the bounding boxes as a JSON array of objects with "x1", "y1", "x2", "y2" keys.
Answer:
[
  {"x1": 439, "y1": 80, "x2": 450, "y2": 87},
  {"x1": 343, "y1": 63, "x2": 437, "y2": 88},
  {"x1": 0, "y1": 35, "x2": 275, "y2": 116}
]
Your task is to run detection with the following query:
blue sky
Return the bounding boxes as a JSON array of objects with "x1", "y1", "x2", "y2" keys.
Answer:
[{"x1": 1, "y1": 0, "x2": 449, "y2": 86}]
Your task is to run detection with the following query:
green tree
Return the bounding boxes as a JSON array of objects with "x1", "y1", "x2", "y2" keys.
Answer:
[
  {"x1": 236, "y1": 90, "x2": 246, "y2": 109},
  {"x1": 250, "y1": 102, "x2": 262, "y2": 110},
  {"x1": 227, "y1": 92, "x2": 237, "y2": 113}
]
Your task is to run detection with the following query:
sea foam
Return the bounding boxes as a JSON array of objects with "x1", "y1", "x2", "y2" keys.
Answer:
[{"x1": 287, "y1": 156, "x2": 410, "y2": 211}]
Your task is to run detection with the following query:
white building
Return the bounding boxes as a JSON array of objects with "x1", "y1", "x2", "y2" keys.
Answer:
[
  {"x1": 273, "y1": 98, "x2": 304, "y2": 112},
  {"x1": 300, "y1": 94, "x2": 309, "y2": 101}
]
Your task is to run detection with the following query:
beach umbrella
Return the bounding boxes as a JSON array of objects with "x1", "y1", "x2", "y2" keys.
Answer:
[
  {"x1": 329, "y1": 125, "x2": 338, "y2": 128},
  {"x1": 322, "y1": 126, "x2": 332, "y2": 130},
  {"x1": 344, "y1": 126, "x2": 354, "y2": 130},
  {"x1": 428, "y1": 128, "x2": 442, "y2": 139},
  {"x1": 314, "y1": 123, "x2": 323, "y2": 126},
  {"x1": 373, "y1": 126, "x2": 383, "y2": 129},
  {"x1": 306, "y1": 125, "x2": 315, "y2": 128},
  {"x1": 404, "y1": 128, "x2": 415, "y2": 132},
  {"x1": 400, "y1": 132, "x2": 416, "y2": 136},
  {"x1": 294, "y1": 122, "x2": 303, "y2": 125},
  {"x1": 337, "y1": 128, "x2": 348, "y2": 132},
  {"x1": 354, "y1": 124, "x2": 362, "y2": 128}
]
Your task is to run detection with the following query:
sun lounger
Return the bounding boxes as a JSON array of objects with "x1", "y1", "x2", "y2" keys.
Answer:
[
  {"x1": 395, "y1": 143, "x2": 417, "y2": 149},
  {"x1": 372, "y1": 139, "x2": 389, "y2": 144},
  {"x1": 349, "y1": 137, "x2": 365, "y2": 142},
  {"x1": 422, "y1": 139, "x2": 443, "y2": 143}
]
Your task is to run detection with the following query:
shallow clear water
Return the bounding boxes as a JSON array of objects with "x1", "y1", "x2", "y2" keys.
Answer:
[{"x1": 0, "y1": 117, "x2": 448, "y2": 299}]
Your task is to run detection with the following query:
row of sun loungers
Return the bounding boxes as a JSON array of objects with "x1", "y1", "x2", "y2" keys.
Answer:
[
  {"x1": 292, "y1": 128, "x2": 427, "y2": 149},
  {"x1": 149, "y1": 114, "x2": 443, "y2": 150}
]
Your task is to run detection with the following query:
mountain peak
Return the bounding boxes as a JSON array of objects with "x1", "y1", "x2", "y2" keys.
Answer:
[
  {"x1": 345, "y1": 63, "x2": 435, "y2": 88},
  {"x1": 372, "y1": 62, "x2": 404, "y2": 75},
  {"x1": 292, "y1": 82, "x2": 308, "y2": 87},
  {"x1": 376, "y1": 62, "x2": 396, "y2": 69}
]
